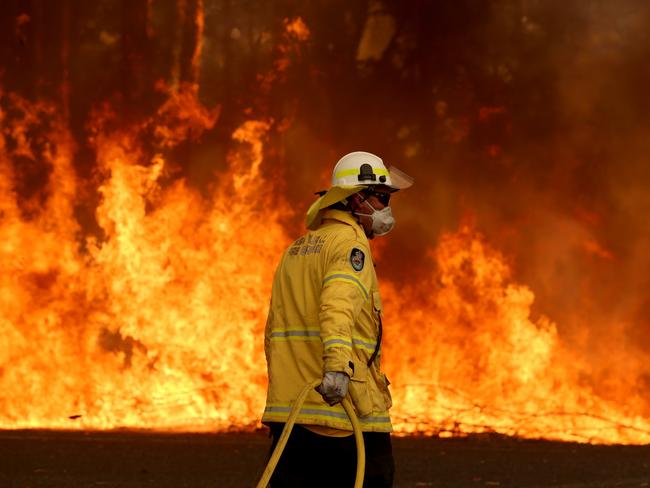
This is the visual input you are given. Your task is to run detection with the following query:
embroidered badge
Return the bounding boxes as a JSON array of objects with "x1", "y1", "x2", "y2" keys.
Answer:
[{"x1": 350, "y1": 248, "x2": 365, "y2": 272}]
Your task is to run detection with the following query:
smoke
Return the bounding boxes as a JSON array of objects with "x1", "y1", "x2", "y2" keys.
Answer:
[
  {"x1": 2, "y1": 0, "x2": 650, "y2": 423},
  {"x1": 485, "y1": 2, "x2": 650, "y2": 403},
  {"x1": 472, "y1": 2, "x2": 650, "y2": 373},
  {"x1": 267, "y1": 0, "x2": 650, "y2": 404}
]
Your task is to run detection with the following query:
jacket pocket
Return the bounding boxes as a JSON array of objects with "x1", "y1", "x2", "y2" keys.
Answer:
[{"x1": 348, "y1": 362, "x2": 373, "y2": 417}]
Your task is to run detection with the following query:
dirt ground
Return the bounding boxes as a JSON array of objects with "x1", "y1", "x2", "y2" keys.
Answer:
[{"x1": 0, "y1": 430, "x2": 648, "y2": 487}]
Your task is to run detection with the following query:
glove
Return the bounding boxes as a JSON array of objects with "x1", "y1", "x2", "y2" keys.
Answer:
[{"x1": 315, "y1": 371, "x2": 350, "y2": 406}]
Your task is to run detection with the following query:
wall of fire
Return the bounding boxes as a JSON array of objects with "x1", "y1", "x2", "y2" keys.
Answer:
[{"x1": 1, "y1": 0, "x2": 649, "y2": 441}]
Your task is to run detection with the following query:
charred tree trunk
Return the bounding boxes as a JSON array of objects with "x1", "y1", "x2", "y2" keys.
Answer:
[
  {"x1": 121, "y1": 0, "x2": 151, "y2": 118},
  {"x1": 189, "y1": 0, "x2": 204, "y2": 87},
  {"x1": 61, "y1": 0, "x2": 71, "y2": 124},
  {"x1": 175, "y1": 0, "x2": 204, "y2": 88},
  {"x1": 170, "y1": 0, "x2": 187, "y2": 89}
]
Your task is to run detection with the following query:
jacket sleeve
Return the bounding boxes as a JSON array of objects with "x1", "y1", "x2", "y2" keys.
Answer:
[{"x1": 319, "y1": 239, "x2": 373, "y2": 377}]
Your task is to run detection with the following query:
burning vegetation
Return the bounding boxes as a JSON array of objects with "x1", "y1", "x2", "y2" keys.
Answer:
[{"x1": 1, "y1": 1, "x2": 649, "y2": 444}]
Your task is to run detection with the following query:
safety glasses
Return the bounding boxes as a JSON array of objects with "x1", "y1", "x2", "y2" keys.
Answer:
[{"x1": 361, "y1": 189, "x2": 391, "y2": 206}]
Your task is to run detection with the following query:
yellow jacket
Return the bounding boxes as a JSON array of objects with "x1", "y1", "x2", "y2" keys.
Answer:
[{"x1": 262, "y1": 209, "x2": 392, "y2": 432}]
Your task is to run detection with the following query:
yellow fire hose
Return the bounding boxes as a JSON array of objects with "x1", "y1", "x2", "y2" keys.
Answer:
[{"x1": 255, "y1": 379, "x2": 366, "y2": 488}]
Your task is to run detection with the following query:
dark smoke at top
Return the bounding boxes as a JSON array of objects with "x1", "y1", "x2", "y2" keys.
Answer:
[{"x1": 2, "y1": 1, "x2": 650, "y2": 387}]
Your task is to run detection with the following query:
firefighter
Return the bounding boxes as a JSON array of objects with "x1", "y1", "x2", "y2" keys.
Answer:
[{"x1": 262, "y1": 151, "x2": 413, "y2": 487}]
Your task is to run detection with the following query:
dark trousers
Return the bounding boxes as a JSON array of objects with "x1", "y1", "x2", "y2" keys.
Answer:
[{"x1": 267, "y1": 422, "x2": 394, "y2": 488}]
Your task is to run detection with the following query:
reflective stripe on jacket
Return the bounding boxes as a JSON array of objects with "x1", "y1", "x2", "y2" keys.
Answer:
[{"x1": 262, "y1": 209, "x2": 393, "y2": 432}]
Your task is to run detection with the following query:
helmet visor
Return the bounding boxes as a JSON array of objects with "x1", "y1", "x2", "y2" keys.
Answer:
[{"x1": 388, "y1": 166, "x2": 414, "y2": 190}]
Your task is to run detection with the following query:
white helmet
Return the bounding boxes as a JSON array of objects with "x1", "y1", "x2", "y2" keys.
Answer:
[
  {"x1": 331, "y1": 151, "x2": 413, "y2": 190},
  {"x1": 305, "y1": 151, "x2": 413, "y2": 229}
]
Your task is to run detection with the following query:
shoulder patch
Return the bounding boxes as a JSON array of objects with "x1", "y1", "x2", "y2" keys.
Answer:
[{"x1": 350, "y1": 248, "x2": 365, "y2": 272}]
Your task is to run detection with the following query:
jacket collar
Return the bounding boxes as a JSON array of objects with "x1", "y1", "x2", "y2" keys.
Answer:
[{"x1": 320, "y1": 209, "x2": 369, "y2": 244}]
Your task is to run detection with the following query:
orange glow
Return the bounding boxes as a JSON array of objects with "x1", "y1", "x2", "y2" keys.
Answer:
[
  {"x1": 2, "y1": 87, "x2": 649, "y2": 443},
  {"x1": 1, "y1": 15, "x2": 649, "y2": 446},
  {"x1": 0, "y1": 85, "x2": 286, "y2": 431},
  {"x1": 582, "y1": 239, "x2": 614, "y2": 260},
  {"x1": 382, "y1": 227, "x2": 650, "y2": 443},
  {"x1": 284, "y1": 17, "x2": 311, "y2": 42}
]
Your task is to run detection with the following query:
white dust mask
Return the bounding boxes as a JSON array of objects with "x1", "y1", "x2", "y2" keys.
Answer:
[{"x1": 355, "y1": 200, "x2": 395, "y2": 236}]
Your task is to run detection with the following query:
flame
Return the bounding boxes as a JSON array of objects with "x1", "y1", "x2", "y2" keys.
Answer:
[
  {"x1": 1, "y1": 14, "x2": 649, "y2": 445},
  {"x1": 0, "y1": 86, "x2": 285, "y2": 431},
  {"x1": 1, "y1": 87, "x2": 650, "y2": 443},
  {"x1": 582, "y1": 238, "x2": 614, "y2": 260},
  {"x1": 383, "y1": 227, "x2": 650, "y2": 443},
  {"x1": 284, "y1": 17, "x2": 311, "y2": 42}
]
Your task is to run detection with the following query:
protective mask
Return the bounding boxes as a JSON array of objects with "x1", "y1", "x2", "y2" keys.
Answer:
[{"x1": 355, "y1": 200, "x2": 395, "y2": 236}]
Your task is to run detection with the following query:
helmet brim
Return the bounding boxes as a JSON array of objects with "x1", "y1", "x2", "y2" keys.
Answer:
[{"x1": 305, "y1": 185, "x2": 365, "y2": 229}]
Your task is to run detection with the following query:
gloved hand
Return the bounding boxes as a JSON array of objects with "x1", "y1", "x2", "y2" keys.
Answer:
[{"x1": 315, "y1": 371, "x2": 350, "y2": 405}]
